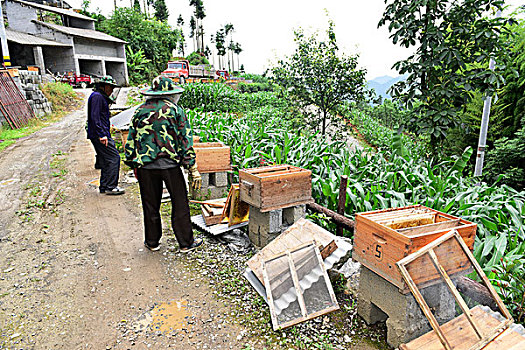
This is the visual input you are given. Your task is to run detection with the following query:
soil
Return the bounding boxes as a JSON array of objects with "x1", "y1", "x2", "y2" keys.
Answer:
[{"x1": 0, "y1": 91, "x2": 387, "y2": 349}]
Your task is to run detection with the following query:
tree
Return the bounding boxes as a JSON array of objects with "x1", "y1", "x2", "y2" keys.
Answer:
[
  {"x1": 233, "y1": 42, "x2": 242, "y2": 73},
  {"x1": 176, "y1": 15, "x2": 185, "y2": 56},
  {"x1": 224, "y1": 23, "x2": 234, "y2": 71},
  {"x1": 153, "y1": 0, "x2": 168, "y2": 22},
  {"x1": 271, "y1": 20, "x2": 367, "y2": 135},
  {"x1": 186, "y1": 51, "x2": 209, "y2": 65},
  {"x1": 189, "y1": 16, "x2": 197, "y2": 52},
  {"x1": 133, "y1": 0, "x2": 141, "y2": 13},
  {"x1": 378, "y1": 0, "x2": 508, "y2": 148},
  {"x1": 215, "y1": 28, "x2": 226, "y2": 69},
  {"x1": 190, "y1": 0, "x2": 206, "y2": 53},
  {"x1": 177, "y1": 14, "x2": 184, "y2": 26},
  {"x1": 79, "y1": 0, "x2": 106, "y2": 29},
  {"x1": 491, "y1": 18, "x2": 525, "y2": 140},
  {"x1": 126, "y1": 47, "x2": 151, "y2": 84},
  {"x1": 100, "y1": 7, "x2": 181, "y2": 80}
]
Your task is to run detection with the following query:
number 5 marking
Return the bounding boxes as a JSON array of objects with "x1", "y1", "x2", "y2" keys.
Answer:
[{"x1": 374, "y1": 243, "x2": 383, "y2": 261}]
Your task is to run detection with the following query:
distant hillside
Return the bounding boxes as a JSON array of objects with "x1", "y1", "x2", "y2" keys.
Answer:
[{"x1": 367, "y1": 75, "x2": 407, "y2": 100}]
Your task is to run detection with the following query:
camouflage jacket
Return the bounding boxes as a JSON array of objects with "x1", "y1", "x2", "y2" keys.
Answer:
[{"x1": 124, "y1": 98, "x2": 196, "y2": 169}]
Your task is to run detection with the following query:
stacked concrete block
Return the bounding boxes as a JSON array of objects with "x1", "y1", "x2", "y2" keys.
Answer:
[
  {"x1": 190, "y1": 171, "x2": 229, "y2": 200},
  {"x1": 248, "y1": 204, "x2": 306, "y2": 248},
  {"x1": 18, "y1": 70, "x2": 53, "y2": 117},
  {"x1": 357, "y1": 266, "x2": 457, "y2": 348}
]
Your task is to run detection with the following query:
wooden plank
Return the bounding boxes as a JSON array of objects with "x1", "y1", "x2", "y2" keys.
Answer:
[
  {"x1": 262, "y1": 262, "x2": 280, "y2": 331},
  {"x1": 313, "y1": 240, "x2": 339, "y2": 306},
  {"x1": 397, "y1": 219, "x2": 460, "y2": 236},
  {"x1": 320, "y1": 240, "x2": 338, "y2": 259},
  {"x1": 336, "y1": 175, "x2": 348, "y2": 236},
  {"x1": 287, "y1": 251, "x2": 307, "y2": 318},
  {"x1": 400, "y1": 306, "x2": 517, "y2": 350},
  {"x1": 427, "y1": 249, "x2": 483, "y2": 340},
  {"x1": 246, "y1": 165, "x2": 290, "y2": 174}
]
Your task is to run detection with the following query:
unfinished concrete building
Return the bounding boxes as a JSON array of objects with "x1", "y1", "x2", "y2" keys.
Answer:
[{"x1": 2, "y1": 0, "x2": 128, "y2": 85}]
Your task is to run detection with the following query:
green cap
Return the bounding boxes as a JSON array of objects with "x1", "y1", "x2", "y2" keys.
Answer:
[
  {"x1": 140, "y1": 76, "x2": 184, "y2": 96},
  {"x1": 95, "y1": 75, "x2": 119, "y2": 87}
]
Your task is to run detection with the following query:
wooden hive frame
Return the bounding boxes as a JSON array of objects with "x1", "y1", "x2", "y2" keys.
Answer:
[{"x1": 397, "y1": 230, "x2": 513, "y2": 350}]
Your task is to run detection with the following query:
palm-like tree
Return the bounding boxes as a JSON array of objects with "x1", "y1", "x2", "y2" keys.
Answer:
[
  {"x1": 224, "y1": 23, "x2": 234, "y2": 71},
  {"x1": 233, "y1": 42, "x2": 242, "y2": 73}
]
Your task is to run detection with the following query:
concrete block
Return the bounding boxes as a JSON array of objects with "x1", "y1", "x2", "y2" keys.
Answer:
[
  {"x1": 248, "y1": 205, "x2": 284, "y2": 247},
  {"x1": 282, "y1": 204, "x2": 306, "y2": 226},
  {"x1": 357, "y1": 266, "x2": 456, "y2": 348},
  {"x1": 214, "y1": 171, "x2": 228, "y2": 187}
]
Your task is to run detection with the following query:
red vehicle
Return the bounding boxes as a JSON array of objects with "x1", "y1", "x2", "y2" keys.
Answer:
[
  {"x1": 60, "y1": 72, "x2": 92, "y2": 88},
  {"x1": 216, "y1": 69, "x2": 230, "y2": 80},
  {"x1": 161, "y1": 59, "x2": 228, "y2": 83}
]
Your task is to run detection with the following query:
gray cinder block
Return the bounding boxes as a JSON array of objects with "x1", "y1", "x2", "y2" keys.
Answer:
[{"x1": 357, "y1": 266, "x2": 456, "y2": 348}]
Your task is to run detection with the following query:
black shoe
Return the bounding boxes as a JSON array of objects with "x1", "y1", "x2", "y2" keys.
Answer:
[
  {"x1": 104, "y1": 187, "x2": 125, "y2": 195},
  {"x1": 180, "y1": 238, "x2": 203, "y2": 253},
  {"x1": 144, "y1": 242, "x2": 161, "y2": 251}
]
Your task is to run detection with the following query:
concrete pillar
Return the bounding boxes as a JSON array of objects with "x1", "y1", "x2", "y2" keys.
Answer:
[
  {"x1": 357, "y1": 266, "x2": 457, "y2": 348},
  {"x1": 33, "y1": 46, "x2": 45, "y2": 73}
]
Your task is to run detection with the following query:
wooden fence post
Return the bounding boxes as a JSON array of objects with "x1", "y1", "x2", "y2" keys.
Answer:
[{"x1": 336, "y1": 175, "x2": 348, "y2": 236}]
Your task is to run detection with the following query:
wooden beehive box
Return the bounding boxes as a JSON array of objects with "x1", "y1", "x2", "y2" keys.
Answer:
[
  {"x1": 239, "y1": 165, "x2": 313, "y2": 212},
  {"x1": 352, "y1": 205, "x2": 477, "y2": 293},
  {"x1": 193, "y1": 142, "x2": 231, "y2": 173}
]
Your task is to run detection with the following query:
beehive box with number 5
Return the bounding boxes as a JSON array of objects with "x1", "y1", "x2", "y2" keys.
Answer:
[
  {"x1": 239, "y1": 165, "x2": 313, "y2": 212},
  {"x1": 352, "y1": 205, "x2": 477, "y2": 293}
]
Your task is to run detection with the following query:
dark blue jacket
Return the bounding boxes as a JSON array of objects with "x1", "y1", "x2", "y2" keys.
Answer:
[{"x1": 86, "y1": 90, "x2": 111, "y2": 140}]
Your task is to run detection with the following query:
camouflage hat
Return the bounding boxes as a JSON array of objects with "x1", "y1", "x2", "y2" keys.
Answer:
[
  {"x1": 95, "y1": 75, "x2": 119, "y2": 87},
  {"x1": 140, "y1": 76, "x2": 184, "y2": 96}
]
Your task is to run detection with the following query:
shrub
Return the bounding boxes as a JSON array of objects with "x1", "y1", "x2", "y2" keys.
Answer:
[{"x1": 41, "y1": 82, "x2": 81, "y2": 113}]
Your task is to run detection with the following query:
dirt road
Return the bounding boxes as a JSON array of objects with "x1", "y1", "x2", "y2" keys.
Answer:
[{"x1": 0, "y1": 93, "x2": 246, "y2": 349}]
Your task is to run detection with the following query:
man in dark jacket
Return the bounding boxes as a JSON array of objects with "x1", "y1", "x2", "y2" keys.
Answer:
[{"x1": 87, "y1": 76, "x2": 125, "y2": 195}]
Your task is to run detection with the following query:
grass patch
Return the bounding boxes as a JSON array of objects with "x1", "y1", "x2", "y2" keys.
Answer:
[{"x1": 0, "y1": 83, "x2": 82, "y2": 152}]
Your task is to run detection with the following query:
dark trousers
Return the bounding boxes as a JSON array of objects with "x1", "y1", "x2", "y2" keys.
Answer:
[
  {"x1": 90, "y1": 138, "x2": 121, "y2": 191},
  {"x1": 137, "y1": 166, "x2": 194, "y2": 248}
]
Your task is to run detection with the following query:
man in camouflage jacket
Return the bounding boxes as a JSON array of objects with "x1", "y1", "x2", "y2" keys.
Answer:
[{"x1": 124, "y1": 76, "x2": 203, "y2": 252}]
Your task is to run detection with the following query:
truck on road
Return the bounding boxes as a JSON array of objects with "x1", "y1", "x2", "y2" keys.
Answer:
[{"x1": 161, "y1": 59, "x2": 229, "y2": 83}]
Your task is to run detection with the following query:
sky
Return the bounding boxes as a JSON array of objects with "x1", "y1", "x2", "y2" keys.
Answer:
[{"x1": 70, "y1": 0, "x2": 524, "y2": 80}]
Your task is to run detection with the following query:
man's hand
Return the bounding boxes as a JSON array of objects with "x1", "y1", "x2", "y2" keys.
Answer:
[
  {"x1": 188, "y1": 164, "x2": 202, "y2": 191},
  {"x1": 100, "y1": 136, "x2": 108, "y2": 146}
]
